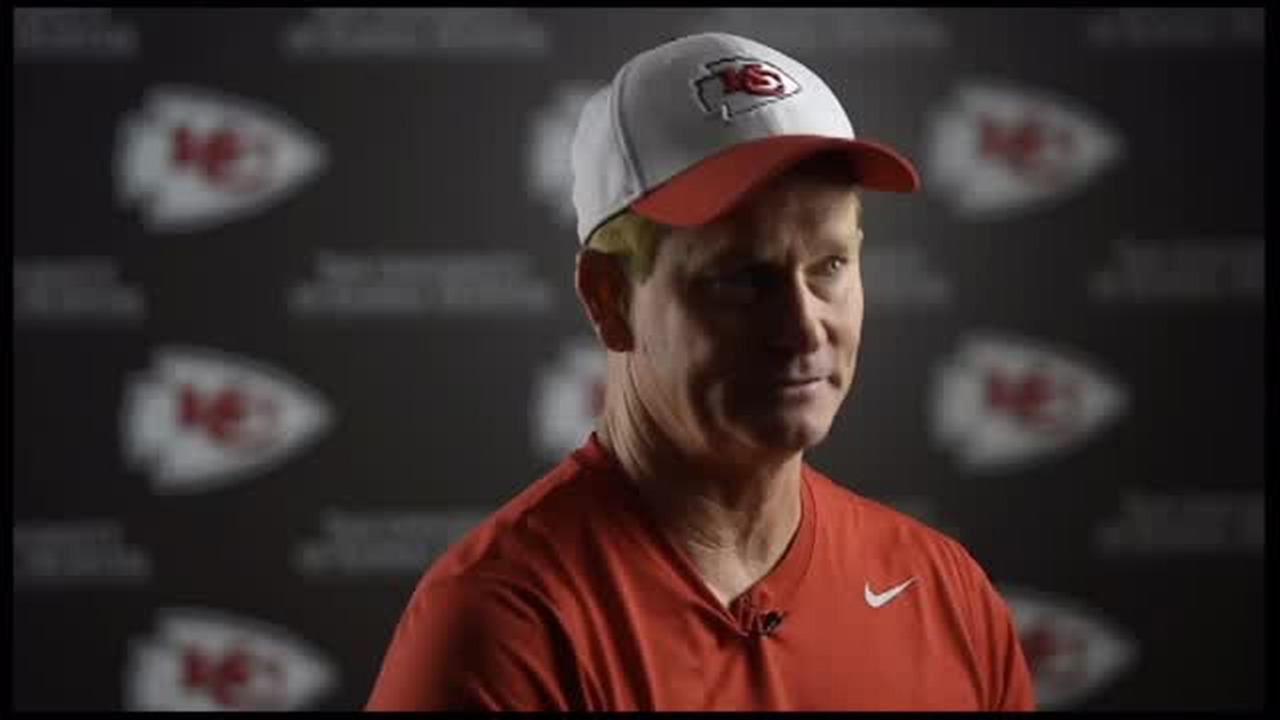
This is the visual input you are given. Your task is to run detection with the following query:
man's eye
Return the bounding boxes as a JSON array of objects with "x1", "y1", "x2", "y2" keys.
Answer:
[
  {"x1": 816, "y1": 256, "x2": 849, "y2": 277},
  {"x1": 722, "y1": 268, "x2": 763, "y2": 287},
  {"x1": 706, "y1": 265, "x2": 776, "y2": 298}
]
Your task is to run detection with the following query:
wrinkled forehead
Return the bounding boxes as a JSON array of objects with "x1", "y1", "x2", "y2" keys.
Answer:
[{"x1": 672, "y1": 179, "x2": 863, "y2": 267}]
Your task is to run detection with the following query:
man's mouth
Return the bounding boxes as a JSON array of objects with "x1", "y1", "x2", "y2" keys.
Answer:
[{"x1": 780, "y1": 377, "x2": 824, "y2": 387}]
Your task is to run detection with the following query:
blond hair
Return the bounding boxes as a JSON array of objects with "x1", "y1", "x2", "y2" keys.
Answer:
[
  {"x1": 584, "y1": 153, "x2": 864, "y2": 283},
  {"x1": 584, "y1": 210, "x2": 667, "y2": 283}
]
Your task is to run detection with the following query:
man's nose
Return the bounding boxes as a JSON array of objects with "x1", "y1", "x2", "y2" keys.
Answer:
[{"x1": 766, "y1": 274, "x2": 824, "y2": 354}]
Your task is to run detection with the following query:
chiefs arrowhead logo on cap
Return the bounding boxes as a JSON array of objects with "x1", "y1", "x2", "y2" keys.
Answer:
[{"x1": 694, "y1": 57, "x2": 802, "y2": 119}]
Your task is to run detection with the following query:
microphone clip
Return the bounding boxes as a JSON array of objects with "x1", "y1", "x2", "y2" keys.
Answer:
[{"x1": 758, "y1": 610, "x2": 785, "y2": 637}]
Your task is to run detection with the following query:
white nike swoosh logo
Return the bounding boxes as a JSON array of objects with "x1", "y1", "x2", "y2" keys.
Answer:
[{"x1": 865, "y1": 577, "x2": 916, "y2": 608}]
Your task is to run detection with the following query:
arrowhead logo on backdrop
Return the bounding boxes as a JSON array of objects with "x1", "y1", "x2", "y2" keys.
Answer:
[
  {"x1": 924, "y1": 82, "x2": 1123, "y2": 218},
  {"x1": 1000, "y1": 587, "x2": 1138, "y2": 710},
  {"x1": 931, "y1": 334, "x2": 1128, "y2": 471},
  {"x1": 122, "y1": 346, "x2": 333, "y2": 493},
  {"x1": 526, "y1": 82, "x2": 602, "y2": 227},
  {"x1": 125, "y1": 608, "x2": 338, "y2": 711},
  {"x1": 116, "y1": 86, "x2": 327, "y2": 233},
  {"x1": 531, "y1": 337, "x2": 606, "y2": 463}
]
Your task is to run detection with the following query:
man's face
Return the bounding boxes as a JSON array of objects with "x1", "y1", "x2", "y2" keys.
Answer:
[{"x1": 627, "y1": 169, "x2": 865, "y2": 460}]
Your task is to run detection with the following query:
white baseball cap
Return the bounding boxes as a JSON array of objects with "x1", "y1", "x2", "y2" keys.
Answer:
[{"x1": 570, "y1": 32, "x2": 920, "y2": 244}]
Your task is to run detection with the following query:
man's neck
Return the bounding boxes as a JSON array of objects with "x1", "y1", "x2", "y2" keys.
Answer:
[{"x1": 596, "y1": 407, "x2": 804, "y2": 607}]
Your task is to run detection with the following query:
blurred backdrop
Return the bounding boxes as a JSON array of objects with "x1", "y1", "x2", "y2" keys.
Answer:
[{"x1": 12, "y1": 7, "x2": 1265, "y2": 711}]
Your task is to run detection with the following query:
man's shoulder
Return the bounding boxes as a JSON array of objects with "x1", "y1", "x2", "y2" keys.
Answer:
[
  {"x1": 806, "y1": 465, "x2": 1000, "y2": 609},
  {"x1": 421, "y1": 451, "x2": 612, "y2": 598},
  {"x1": 805, "y1": 464, "x2": 972, "y2": 562}
]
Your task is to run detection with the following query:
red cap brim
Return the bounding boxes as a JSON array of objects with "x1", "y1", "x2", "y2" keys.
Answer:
[{"x1": 630, "y1": 135, "x2": 920, "y2": 228}]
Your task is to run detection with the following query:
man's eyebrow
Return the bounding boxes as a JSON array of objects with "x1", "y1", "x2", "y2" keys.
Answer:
[
  {"x1": 684, "y1": 235, "x2": 756, "y2": 269},
  {"x1": 683, "y1": 219, "x2": 863, "y2": 268},
  {"x1": 810, "y1": 228, "x2": 862, "y2": 255}
]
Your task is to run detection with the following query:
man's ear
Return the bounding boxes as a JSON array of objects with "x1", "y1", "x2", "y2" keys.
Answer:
[{"x1": 575, "y1": 249, "x2": 635, "y2": 352}]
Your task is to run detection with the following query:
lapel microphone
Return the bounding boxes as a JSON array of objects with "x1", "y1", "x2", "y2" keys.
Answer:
[{"x1": 759, "y1": 611, "x2": 785, "y2": 637}]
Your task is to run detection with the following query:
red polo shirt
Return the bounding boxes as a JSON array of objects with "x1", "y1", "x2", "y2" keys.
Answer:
[{"x1": 366, "y1": 433, "x2": 1035, "y2": 711}]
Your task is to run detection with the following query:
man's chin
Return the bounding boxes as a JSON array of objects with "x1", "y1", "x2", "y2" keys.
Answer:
[{"x1": 749, "y1": 415, "x2": 834, "y2": 455}]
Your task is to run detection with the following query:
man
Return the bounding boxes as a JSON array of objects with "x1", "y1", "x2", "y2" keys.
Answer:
[{"x1": 366, "y1": 32, "x2": 1035, "y2": 711}]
